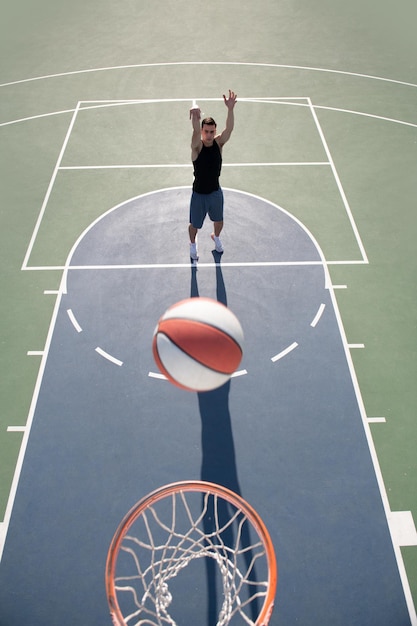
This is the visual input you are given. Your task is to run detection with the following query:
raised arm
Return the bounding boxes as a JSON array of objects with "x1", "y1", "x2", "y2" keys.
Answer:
[
  {"x1": 190, "y1": 104, "x2": 202, "y2": 159},
  {"x1": 217, "y1": 90, "x2": 237, "y2": 147}
]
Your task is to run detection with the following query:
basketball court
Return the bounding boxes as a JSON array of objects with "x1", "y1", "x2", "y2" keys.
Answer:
[
  {"x1": 1, "y1": 2, "x2": 416, "y2": 625},
  {"x1": 0, "y1": 182, "x2": 412, "y2": 624}
]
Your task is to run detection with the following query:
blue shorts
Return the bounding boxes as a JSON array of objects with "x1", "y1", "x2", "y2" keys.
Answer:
[{"x1": 189, "y1": 188, "x2": 224, "y2": 229}]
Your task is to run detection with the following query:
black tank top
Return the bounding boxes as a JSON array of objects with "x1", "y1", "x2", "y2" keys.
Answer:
[{"x1": 192, "y1": 141, "x2": 222, "y2": 194}]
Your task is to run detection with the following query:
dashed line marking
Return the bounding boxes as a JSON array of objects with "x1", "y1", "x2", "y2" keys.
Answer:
[
  {"x1": 149, "y1": 372, "x2": 167, "y2": 380},
  {"x1": 95, "y1": 347, "x2": 123, "y2": 366},
  {"x1": 67, "y1": 308, "x2": 82, "y2": 332},
  {"x1": 231, "y1": 369, "x2": 248, "y2": 377},
  {"x1": 311, "y1": 303, "x2": 326, "y2": 327},
  {"x1": 271, "y1": 342, "x2": 298, "y2": 362}
]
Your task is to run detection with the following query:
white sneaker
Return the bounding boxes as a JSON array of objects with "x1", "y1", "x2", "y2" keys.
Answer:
[
  {"x1": 211, "y1": 234, "x2": 224, "y2": 253},
  {"x1": 190, "y1": 242, "x2": 198, "y2": 260}
]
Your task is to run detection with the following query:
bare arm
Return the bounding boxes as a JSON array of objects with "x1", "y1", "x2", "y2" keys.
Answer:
[
  {"x1": 217, "y1": 90, "x2": 237, "y2": 147},
  {"x1": 190, "y1": 105, "x2": 202, "y2": 159}
]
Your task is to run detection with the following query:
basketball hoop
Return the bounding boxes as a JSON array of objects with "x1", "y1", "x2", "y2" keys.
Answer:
[{"x1": 106, "y1": 480, "x2": 277, "y2": 625}]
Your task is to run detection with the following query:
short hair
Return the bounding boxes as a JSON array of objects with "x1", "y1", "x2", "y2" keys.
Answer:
[{"x1": 201, "y1": 117, "x2": 217, "y2": 128}]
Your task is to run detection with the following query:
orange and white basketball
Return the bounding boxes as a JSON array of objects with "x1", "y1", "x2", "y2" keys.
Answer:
[{"x1": 152, "y1": 297, "x2": 244, "y2": 392}]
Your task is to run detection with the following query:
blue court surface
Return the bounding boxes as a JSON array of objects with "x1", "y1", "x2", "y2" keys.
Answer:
[{"x1": 0, "y1": 188, "x2": 411, "y2": 624}]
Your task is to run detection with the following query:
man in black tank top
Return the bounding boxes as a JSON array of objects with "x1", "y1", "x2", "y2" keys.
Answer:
[{"x1": 188, "y1": 90, "x2": 237, "y2": 260}]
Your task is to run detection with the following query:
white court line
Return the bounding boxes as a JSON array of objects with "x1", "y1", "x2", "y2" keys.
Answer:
[
  {"x1": 388, "y1": 511, "x2": 417, "y2": 547},
  {"x1": 308, "y1": 98, "x2": 369, "y2": 264},
  {"x1": 68, "y1": 261, "x2": 325, "y2": 269},
  {"x1": 20, "y1": 99, "x2": 370, "y2": 271},
  {"x1": 21, "y1": 101, "x2": 82, "y2": 270},
  {"x1": 333, "y1": 284, "x2": 347, "y2": 289},
  {"x1": 311, "y1": 303, "x2": 326, "y2": 327},
  {"x1": 67, "y1": 309, "x2": 82, "y2": 333},
  {"x1": 2, "y1": 88, "x2": 416, "y2": 131},
  {"x1": 59, "y1": 161, "x2": 330, "y2": 170},
  {"x1": 7, "y1": 426, "x2": 26, "y2": 432},
  {"x1": 44, "y1": 290, "x2": 59, "y2": 294},
  {"x1": 368, "y1": 417, "x2": 387, "y2": 423},
  {"x1": 27, "y1": 351, "x2": 44, "y2": 356},
  {"x1": 1, "y1": 271, "x2": 67, "y2": 561},
  {"x1": 3, "y1": 104, "x2": 416, "y2": 130},
  {"x1": 79, "y1": 96, "x2": 310, "y2": 106},
  {"x1": 231, "y1": 369, "x2": 248, "y2": 378},
  {"x1": 1, "y1": 61, "x2": 416, "y2": 89},
  {"x1": 271, "y1": 342, "x2": 298, "y2": 362},
  {"x1": 313, "y1": 104, "x2": 417, "y2": 129},
  {"x1": 148, "y1": 372, "x2": 167, "y2": 380},
  {"x1": 0, "y1": 109, "x2": 76, "y2": 128},
  {"x1": 348, "y1": 343, "x2": 365, "y2": 349},
  {"x1": 325, "y1": 264, "x2": 417, "y2": 626},
  {"x1": 22, "y1": 259, "x2": 368, "y2": 271},
  {"x1": 61, "y1": 163, "x2": 192, "y2": 170},
  {"x1": 95, "y1": 347, "x2": 123, "y2": 366},
  {"x1": 22, "y1": 93, "x2": 369, "y2": 274}
]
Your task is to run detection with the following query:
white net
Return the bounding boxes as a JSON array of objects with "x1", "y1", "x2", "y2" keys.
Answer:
[{"x1": 108, "y1": 485, "x2": 275, "y2": 626}]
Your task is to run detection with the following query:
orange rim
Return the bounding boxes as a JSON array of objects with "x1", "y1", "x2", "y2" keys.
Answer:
[{"x1": 106, "y1": 480, "x2": 277, "y2": 626}]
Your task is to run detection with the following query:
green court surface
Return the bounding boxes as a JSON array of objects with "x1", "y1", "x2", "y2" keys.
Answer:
[{"x1": 1, "y1": 0, "x2": 416, "y2": 623}]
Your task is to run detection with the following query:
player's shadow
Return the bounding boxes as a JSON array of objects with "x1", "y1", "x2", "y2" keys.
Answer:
[{"x1": 190, "y1": 251, "x2": 259, "y2": 625}]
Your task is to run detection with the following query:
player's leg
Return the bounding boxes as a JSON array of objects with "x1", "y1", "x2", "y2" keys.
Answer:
[
  {"x1": 189, "y1": 227, "x2": 199, "y2": 260},
  {"x1": 213, "y1": 220, "x2": 223, "y2": 237},
  {"x1": 208, "y1": 189, "x2": 224, "y2": 253},
  {"x1": 188, "y1": 224, "x2": 198, "y2": 243},
  {"x1": 189, "y1": 192, "x2": 206, "y2": 260}
]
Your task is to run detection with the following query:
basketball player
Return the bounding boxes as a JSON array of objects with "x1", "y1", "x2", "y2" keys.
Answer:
[{"x1": 188, "y1": 90, "x2": 237, "y2": 260}]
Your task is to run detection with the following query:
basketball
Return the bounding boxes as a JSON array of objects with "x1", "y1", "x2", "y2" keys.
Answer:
[{"x1": 152, "y1": 297, "x2": 244, "y2": 392}]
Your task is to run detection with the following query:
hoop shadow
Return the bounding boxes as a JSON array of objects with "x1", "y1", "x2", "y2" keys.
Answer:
[{"x1": 191, "y1": 252, "x2": 259, "y2": 625}]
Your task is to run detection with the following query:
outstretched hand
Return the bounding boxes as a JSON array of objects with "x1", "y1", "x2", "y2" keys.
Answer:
[
  {"x1": 223, "y1": 89, "x2": 237, "y2": 109},
  {"x1": 189, "y1": 105, "x2": 201, "y2": 120}
]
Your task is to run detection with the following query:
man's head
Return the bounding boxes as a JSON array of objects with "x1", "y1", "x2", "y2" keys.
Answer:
[
  {"x1": 201, "y1": 117, "x2": 217, "y2": 145},
  {"x1": 201, "y1": 117, "x2": 216, "y2": 128}
]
